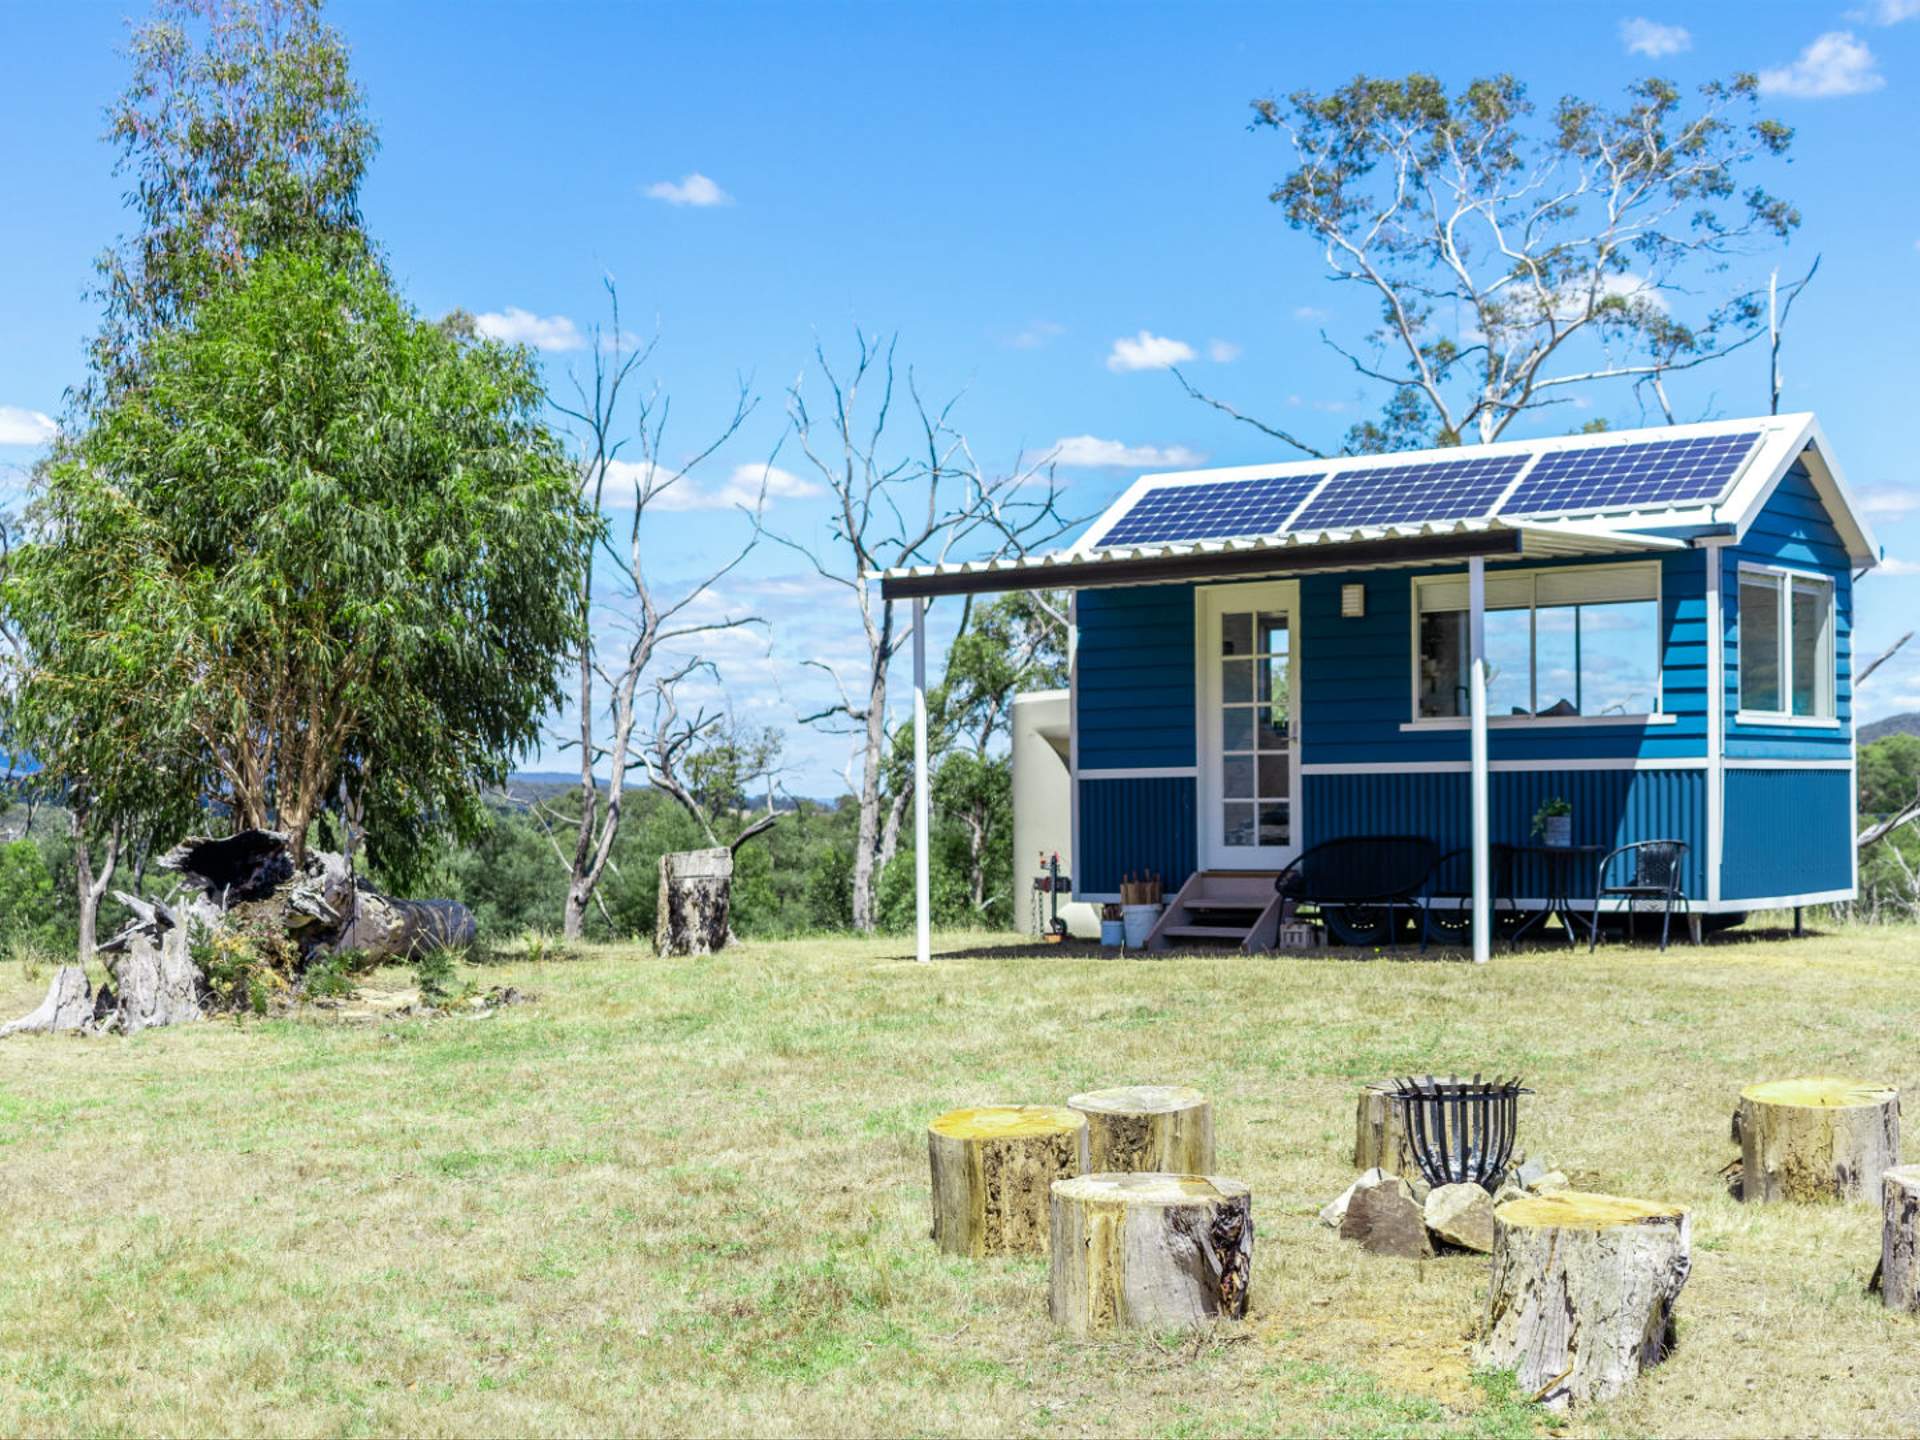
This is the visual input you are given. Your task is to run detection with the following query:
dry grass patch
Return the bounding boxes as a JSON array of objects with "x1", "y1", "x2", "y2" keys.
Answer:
[{"x1": 0, "y1": 924, "x2": 1918, "y2": 1436}]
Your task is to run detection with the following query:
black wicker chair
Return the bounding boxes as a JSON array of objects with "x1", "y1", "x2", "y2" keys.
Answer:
[
  {"x1": 1274, "y1": 835, "x2": 1441, "y2": 950},
  {"x1": 1589, "y1": 839, "x2": 1693, "y2": 952}
]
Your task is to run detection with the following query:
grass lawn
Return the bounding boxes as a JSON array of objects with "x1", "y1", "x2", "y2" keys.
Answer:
[{"x1": 3, "y1": 923, "x2": 1919, "y2": 1438}]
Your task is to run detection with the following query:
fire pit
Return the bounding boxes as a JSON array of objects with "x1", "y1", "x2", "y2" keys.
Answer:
[{"x1": 1391, "y1": 1074, "x2": 1530, "y2": 1192}]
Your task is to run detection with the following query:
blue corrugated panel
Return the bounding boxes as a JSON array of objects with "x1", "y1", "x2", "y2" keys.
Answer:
[
  {"x1": 1725, "y1": 465, "x2": 1853, "y2": 760},
  {"x1": 1722, "y1": 768, "x2": 1853, "y2": 900},
  {"x1": 1303, "y1": 768, "x2": 1707, "y2": 898},
  {"x1": 1075, "y1": 585, "x2": 1196, "y2": 769},
  {"x1": 1076, "y1": 776, "x2": 1196, "y2": 897}
]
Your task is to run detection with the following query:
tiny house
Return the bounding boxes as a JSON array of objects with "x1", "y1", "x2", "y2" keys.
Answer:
[{"x1": 882, "y1": 414, "x2": 1879, "y2": 959}]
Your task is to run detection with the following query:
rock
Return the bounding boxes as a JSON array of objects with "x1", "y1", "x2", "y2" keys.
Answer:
[
  {"x1": 1321, "y1": 1167, "x2": 1389, "y2": 1228},
  {"x1": 1514, "y1": 1155, "x2": 1550, "y2": 1189},
  {"x1": 1533, "y1": 1170, "x2": 1571, "y2": 1193},
  {"x1": 1492, "y1": 1177, "x2": 1526, "y2": 1208},
  {"x1": 1425, "y1": 1183, "x2": 1496, "y2": 1253},
  {"x1": 1340, "y1": 1172, "x2": 1432, "y2": 1258}
]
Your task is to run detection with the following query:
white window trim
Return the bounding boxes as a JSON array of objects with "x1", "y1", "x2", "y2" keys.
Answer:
[
  {"x1": 1409, "y1": 560, "x2": 1665, "y2": 726},
  {"x1": 1733, "y1": 561, "x2": 1839, "y2": 728}
]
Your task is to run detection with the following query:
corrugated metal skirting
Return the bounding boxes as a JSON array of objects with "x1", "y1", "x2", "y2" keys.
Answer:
[
  {"x1": 1722, "y1": 768, "x2": 1852, "y2": 899},
  {"x1": 1303, "y1": 768, "x2": 1708, "y2": 898},
  {"x1": 1076, "y1": 776, "x2": 1197, "y2": 897}
]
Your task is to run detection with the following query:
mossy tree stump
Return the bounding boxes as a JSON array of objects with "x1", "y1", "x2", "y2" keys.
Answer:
[
  {"x1": 1476, "y1": 1191, "x2": 1691, "y2": 1410},
  {"x1": 928, "y1": 1106, "x2": 1087, "y2": 1257},
  {"x1": 1068, "y1": 1085, "x2": 1214, "y2": 1174},
  {"x1": 1353, "y1": 1081, "x2": 1420, "y2": 1181},
  {"x1": 1883, "y1": 1165, "x2": 1920, "y2": 1312},
  {"x1": 1049, "y1": 1172, "x2": 1253, "y2": 1334},
  {"x1": 1738, "y1": 1077, "x2": 1899, "y2": 1204}
]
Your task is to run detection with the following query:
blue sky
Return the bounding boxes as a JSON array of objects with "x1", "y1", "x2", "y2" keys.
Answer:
[{"x1": 3, "y1": 1, "x2": 1918, "y2": 792}]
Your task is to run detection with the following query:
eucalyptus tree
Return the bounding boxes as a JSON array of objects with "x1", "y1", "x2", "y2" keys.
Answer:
[
  {"x1": 6, "y1": 248, "x2": 595, "y2": 890},
  {"x1": 1186, "y1": 72, "x2": 1802, "y2": 451}
]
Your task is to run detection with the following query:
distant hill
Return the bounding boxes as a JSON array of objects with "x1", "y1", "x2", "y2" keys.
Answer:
[
  {"x1": 499, "y1": 773, "x2": 834, "y2": 810},
  {"x1": 1862, "y1": 713, "x2": 1920, "y2": 744}
]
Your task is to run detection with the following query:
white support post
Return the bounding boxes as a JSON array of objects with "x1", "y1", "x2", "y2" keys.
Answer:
[
  {"x1": 912, "y1": 596, "x2": 932, "y2": 965},
  {"x1": 1468, "y1": 556, "x2": 1491, "y2": 964},
  {"x1": 1704, "y1": 541, "x2": 1725, "y2": 905}
]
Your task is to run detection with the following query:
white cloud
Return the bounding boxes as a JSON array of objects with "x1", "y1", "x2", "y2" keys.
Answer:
[
  {"x1": 647, "y1": 462, "x2": 823, "y2": 512},
  {"x1": 1292, "y1": 305, "x2": 1328, "y2": 321},
  {"x1": 473, "y1": 307, "x2": 585, "y2": 352},
  {"x1": 0, "y1": 405, "x2": 56, "y2": 447},
  {"x1": 1758, "y1": 32, "x2": 1884, "y2": 98},
  {"x1": 1047, "y1": 435, "x2": 1206, "y2": 470},
  {"x1": 1207, "y1": 339, "x2": 1243, "y2": 363},
  {"x1": 1105, "y1": 330, "x2": 1196, "y2": 372},
  {"x1": 1620, "y1": 18, "x2": 1692, "y2": 57},
  {"x1": 1848, "y1": 0, "x2": 1920, "y2": 23},
  {"x1": 1860, "y1": 484, "x2": 1920, "y2": 517},
  {"x1": 644, "y1": 172, "x2": 732, "y2": 207},
  {"x1": 1006, "y1": 321, "x2": 1064, "y2": 350},
  {"x1": 1877, "y1": 557, "x2": 1920, "y2": 575}
]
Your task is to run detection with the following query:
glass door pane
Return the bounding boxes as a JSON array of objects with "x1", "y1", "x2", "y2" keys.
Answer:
[{"x1": 1219, "y1": 607, "x2": 1289, "y2": 851}]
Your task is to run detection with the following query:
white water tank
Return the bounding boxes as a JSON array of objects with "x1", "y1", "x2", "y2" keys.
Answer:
[{"x1": 1011, "y1": 689, "x2": 1099, "y2": 938}]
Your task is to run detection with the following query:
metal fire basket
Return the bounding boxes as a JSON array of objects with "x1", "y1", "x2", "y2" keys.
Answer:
[{"x1": 1391, "y1": 1073, "x2": 1531, "y2": 1192}]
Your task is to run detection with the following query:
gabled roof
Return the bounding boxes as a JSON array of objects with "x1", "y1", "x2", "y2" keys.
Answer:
[{"x1": 877, "y1": 412, "x2": 1879, "y2": 600}]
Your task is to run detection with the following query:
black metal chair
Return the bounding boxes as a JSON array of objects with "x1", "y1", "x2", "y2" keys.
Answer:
[
  {"x1": 1274, "y1": 835, "x2": 1440, "y2": 950},
  {"x1": 1589, "y1": 839, "x2": 1693, "y2": 952}
]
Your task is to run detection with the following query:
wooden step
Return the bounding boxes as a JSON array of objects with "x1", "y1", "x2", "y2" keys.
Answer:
[{"x1": 1161, "y1": 924, "x2": 1256, "y2": 942}]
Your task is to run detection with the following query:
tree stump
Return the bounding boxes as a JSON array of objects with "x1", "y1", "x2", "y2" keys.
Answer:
[
  {"x1": 655, "y1": 847, "x2": 733, "y2": 957},
  {"x1": 928, "y1": 1106, "x2": 1087, "y2": 1257},
  {"x1": 0, "y1": 966, "x2": 98, "y2": 1038},
  {"x1": 1477, "y1": 1191, "x2": 1691, "y2": 1409},
  {"x1": 1738, "y1": 1077, "x2": 1900, "y2": 1204},
  {"x1": 1068, "y1": 1084, "x2": 1213, "y2": 1174},
  {"x1": 1353, "y1": 1081, "x2": 1420, "y2": 1181},
  {"x1": 1049, "y1": 1172, "x2": 1253, "y2": 1334},
  {"x1": 1882, "y1": 1165, "x2": 1920, "y2": 1313}
]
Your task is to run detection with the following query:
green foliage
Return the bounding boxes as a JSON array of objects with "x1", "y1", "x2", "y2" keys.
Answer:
[
  {"x1": 299, "y1": 949, "x2": 364, "y2": 1000},
  {"x1": 411, "y1": 946, "x2": 464, "y2": 1007},
  {"x1": 0, "y1": 839, "x2": 57, "y2": 949},
  {"x1": 91, "y1": 0, "x2": 377, "y2": 399},
  {"x1": 1860, "y1": 735, "x2": 1920, "y2": 818},
  {"x1": 190, "y1": 918, "x2": 298, "y2": 1015},
  {"x1": 10, "y1": 247, "x2": 596, "y2": 885}
]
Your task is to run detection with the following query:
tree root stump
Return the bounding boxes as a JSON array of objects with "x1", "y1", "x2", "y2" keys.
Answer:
[
  {"x1": 928, "y1": 1106, "x2": 1088, "y2": 1257},
  {"x1": 1049, "y1": 1172, "x2": 1253, "y2": 1334},
  {"x1": 1068, "y1": 1084, "x2": 1213, "y2": 1174},
  {"x1": 0, "y1": 966, "x2": 99, "y2": 1037},
  {"x1": 655, "y1": 848, "x2": 733, "y2": 957},
  {"x1": 1354, "y1": 1081, "x2": 1420, "y2": 1182},
  {"x1": 1738, "y1": 1077, "x2": 1900, "y2": 1204},
  {"x1": 1476, "y1": 1191, "x2": 1690, "y2": 1410},
  {"x1": 1882, "y1": 1165, "x2": 1920, "y2": 1312}
]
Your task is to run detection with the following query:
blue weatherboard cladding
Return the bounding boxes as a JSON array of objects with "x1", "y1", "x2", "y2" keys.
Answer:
[
  {"x1": 1722, "y1": 768, "x2": 1853, "y2": 899},
  {"x1": 1724, "y1": 464, "x2": 1853, "y2": 760},
  {"x1": 1302, "y1": 768, "x2": 1708, "y2": 899},
  {"x1": 1074, "y1": 584, "x2": 1196, "y2": 769},
  {"x1": 1075, "y1": 776, "x2": 1198, "y2": 896}
]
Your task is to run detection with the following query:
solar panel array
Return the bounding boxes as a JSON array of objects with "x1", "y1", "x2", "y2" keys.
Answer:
[
  {"x1": 1498, "y1": 432, "x2": 1759, "y2": 518},
  {"x1": 1088, "y1": 430, "x2": 1765, "y2": 549},
  {"x1": 1289, "y1": 452, "x2": 1530, "y2": 531},
  {"x1": 1096, "y1": 473, "x2": 1324, "y2": 547}
]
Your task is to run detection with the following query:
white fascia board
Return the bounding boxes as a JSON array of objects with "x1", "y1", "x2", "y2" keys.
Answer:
[{"x1": 1715, "y1": 413, "x2": 1879, "y2": 569}]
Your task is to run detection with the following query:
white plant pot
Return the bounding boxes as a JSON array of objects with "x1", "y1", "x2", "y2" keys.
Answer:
[
  {"x1": 1121, "y1": 904, "x2": 1161, "y2": 949},
  {"x1": 1543, "y1": 815, "x2": 1572, "y2": 848}
]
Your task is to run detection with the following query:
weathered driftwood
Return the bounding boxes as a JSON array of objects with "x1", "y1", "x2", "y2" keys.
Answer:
[
  {"x1": 655, "y1": 847, "x2": 732, "y2": 957},
  {"x1": 1882, "y1": 1165, "x2": 1920, "y2": 1313},
  {"x1": 928, "y1": 1105, "x2": 1088, "y2": 1257},
  {"x1": 1049, "y1": 1172, "x2": 1253, "y2": 1334},
  {"x1": 1068, "y1": 1085, "x2": 1213, "y2": 1174},
  {"x1": 1738, "y1": 1077, "x2": 1900, "y2": 1204},
  {"x1": 1477, "y1": 1191, "x2": 1691, "y2": 1410},
  {"x1": 1354, "y1": 1081, "x2": 1420, "y2": 1182}
]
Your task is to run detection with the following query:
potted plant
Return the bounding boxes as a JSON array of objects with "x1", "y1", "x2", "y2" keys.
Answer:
[{"x1": 1532, "y1": 797, "x2": 1573, "y2": 848}]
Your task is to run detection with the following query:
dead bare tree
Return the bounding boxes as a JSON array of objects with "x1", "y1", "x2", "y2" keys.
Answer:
[
  {"x1": 541, "y1": 283, "x2": 768, "y2": 939},
  {"x1": 773, "y1": 332, "x2": 1073, "y2": 931},
  {"x1": 638, "y1": 658, "x2": 784, "y2": 853},
  {"x1": 1767, "y1": 256, "x2": 1821, "y2": 417},
  {"x1": 1191, "y1": 73, "x2": 1798, "y2": 450}
]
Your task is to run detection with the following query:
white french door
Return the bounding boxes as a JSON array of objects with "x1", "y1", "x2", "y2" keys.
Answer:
[{"x1": 1197, "y1": 582, "x2": 1300, "y2": 871}]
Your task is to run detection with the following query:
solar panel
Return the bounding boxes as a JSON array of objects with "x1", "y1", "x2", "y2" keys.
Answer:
[
  {"x1": 1287, "y1": 452, "x2": 1529, "y2": 532},
  {"x1": 1095, "y1": 473, "x2": 1325, "y2": 547},
  {"x1": 1499, "y1": 432, "x2": 1759, "y2": 518}
]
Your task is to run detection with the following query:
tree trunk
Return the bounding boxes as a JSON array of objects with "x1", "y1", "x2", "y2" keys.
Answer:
[
  {"x1": 75, "y1": 824, "x2": 119, "y2": 965},
  {"x1": 654, "y1": 848, "x2": 733, "y2": 957},
  {"x1": 928, "y1": 1105, "x2": 1087, "y2": 1257},
  {"x1": 1049, "y1": 1173, "x2": 1253, "y2": 1335},
  {"x1": 1354, "y1": 1081, "x2": 1421, "y2": 1182},
  {"x1": 0, "y1": 966, "x2": 98, "y2": 1037},
  {"x1": 1477, "y1": 1191, "x2": 1691, "y2": 1410},
  {"x1": 1882, "y1": 1165, "x2": 1920, "y2": 1313},
  {"x1": 1738, "y1": 1077, "x2": 1900, "y2": 1204},
  {"x1": 1068, "y1": 1085, "x2": 1214, "y2": 1174},
  {"x1": 108, "y1": 914, "x2": 206, "y2": 1032}
]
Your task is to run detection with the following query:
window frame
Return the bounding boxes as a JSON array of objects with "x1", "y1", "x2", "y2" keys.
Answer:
[
  {"x1": 1734, "y1": 560, "x2": 1839, "y2": 728},
  {"x1": 1404, "y1": 560, "x2": 1669, "y2": 731}
]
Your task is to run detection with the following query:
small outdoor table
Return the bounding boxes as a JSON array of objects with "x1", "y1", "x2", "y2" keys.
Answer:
[{"x1": 1504, "y1": 843, "x2": 1606, "y2": 948}]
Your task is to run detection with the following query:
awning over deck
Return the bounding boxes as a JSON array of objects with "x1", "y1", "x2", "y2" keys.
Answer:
[{"x1": 877, "y1": 517, "x2": 1683, "y2": 601}]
